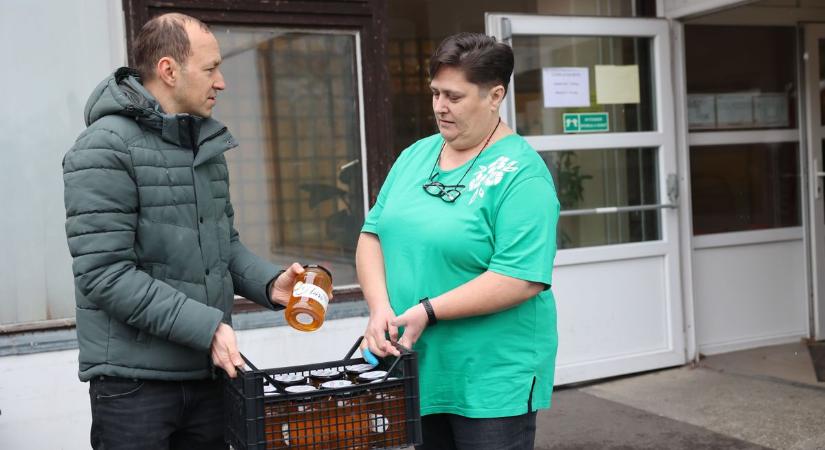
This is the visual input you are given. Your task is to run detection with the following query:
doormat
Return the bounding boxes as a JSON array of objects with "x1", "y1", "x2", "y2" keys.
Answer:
[{"x1": 808, "y1": 342, "x2": 825, "y2": 382}]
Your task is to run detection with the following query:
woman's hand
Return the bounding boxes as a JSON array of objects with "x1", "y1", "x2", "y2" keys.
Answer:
[
  {"x1": 361, "y1": 303, "x2": 399, "y2": 358},
  {"x1": 391, "y1": 303, "x2": 429, "y2": 353}
]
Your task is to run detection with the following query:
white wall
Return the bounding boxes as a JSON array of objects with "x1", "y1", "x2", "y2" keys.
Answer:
[
  {"x1": 0, "y1": 0, "x2": 126, "y2": 324},
  {"x1": 0, "y1": 316, "x2": 369, "y2": 450}
]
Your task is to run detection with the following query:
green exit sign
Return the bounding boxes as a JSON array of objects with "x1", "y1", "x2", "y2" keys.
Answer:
[{"x1": 563, "y1": 113, "x2": 610, "y2": 133}]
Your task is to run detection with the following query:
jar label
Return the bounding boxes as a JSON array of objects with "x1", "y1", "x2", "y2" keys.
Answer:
[{"x1": 292, "y1": 281, "x2": 329, "y2": 310}]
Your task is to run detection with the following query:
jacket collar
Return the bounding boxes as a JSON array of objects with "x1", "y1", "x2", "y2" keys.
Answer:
[{"x1": 119, "y1": 74, "x2": 237, "y2": 163}]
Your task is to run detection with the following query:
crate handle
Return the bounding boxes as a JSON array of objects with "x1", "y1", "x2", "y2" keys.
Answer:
[
  {"x1": 344, "y1": 336, "x2": 365, "y2": 360},
  {"x1": 382, "y1": 341, "x2": 412, "y2": 382},
  {"x1": 346, "y1": 337, "x2": 412, "y2": 382},
  {"x1": 238, "y1": 352, "x2": 282, "y2": 391}
]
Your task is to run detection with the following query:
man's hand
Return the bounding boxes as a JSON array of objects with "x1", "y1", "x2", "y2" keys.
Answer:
[
  {"x1": 211, "y1": 323, "x2": 244, "y2": 378},
  {"x1": 391, "y1": 303, "x2": 429, "y2": 354},
  {"x1": 269, "y1": 263, "x2": 305, "y2": 306},
  {"x1": 361, "y1": 304, "x2": 399, "y2": 358}
]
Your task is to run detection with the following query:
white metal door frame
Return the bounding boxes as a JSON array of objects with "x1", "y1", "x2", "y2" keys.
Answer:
[
  {"x1": 486, "y1": 13, "x2": 686, "y2": 380},
  {"x1": 803, "y1": 23, "x2": 825, "y2": 340}
]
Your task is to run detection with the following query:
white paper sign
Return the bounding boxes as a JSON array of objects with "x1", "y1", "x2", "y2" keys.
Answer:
[
  {"x1": 542, "y1": 67, "x2": 590, "y2": 108},
  {"x1": 716, "y1": 93, "x2": 754, "y2": 128},
  {"x1": 687, "y1": 94, "x2": 716, "y2": 129},
  {"x1": 753, "y1": 93, "x2": 789, "y2": 127}
]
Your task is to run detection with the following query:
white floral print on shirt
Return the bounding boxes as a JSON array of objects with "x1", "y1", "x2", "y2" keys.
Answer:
[{"x1": 467, "y1": 156, "x2": 519, "y2": 204}]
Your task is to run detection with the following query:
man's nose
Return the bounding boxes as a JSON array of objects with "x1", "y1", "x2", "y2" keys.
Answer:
[{"x1": 214, "y1": 69, "x2": 226, "y2": 91}]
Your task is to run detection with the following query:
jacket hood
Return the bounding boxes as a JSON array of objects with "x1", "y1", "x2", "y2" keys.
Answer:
[
  {"x1": 83, "y1": 67, "x2": 231, "y2": 154},
  {"x1": 84, "y1": 67, "x2": 155, "y2": 126}
]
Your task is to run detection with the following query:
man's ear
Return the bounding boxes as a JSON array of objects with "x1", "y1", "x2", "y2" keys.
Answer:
[
  {"x1": 489, "y1": 84, "x2": 506, "y2": 111},
  {"x1": 156, "y1": 57, "x2": 179, "y2": 87}
]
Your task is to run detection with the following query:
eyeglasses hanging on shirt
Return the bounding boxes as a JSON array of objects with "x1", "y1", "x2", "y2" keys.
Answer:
[{"x1": 422, "y1": 118, "x2": 501, "y2": 203}]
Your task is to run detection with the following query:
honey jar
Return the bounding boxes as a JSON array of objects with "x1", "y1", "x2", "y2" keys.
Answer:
[{"x1": 285, "y1": 265, "x2": 333, "y2": 332}]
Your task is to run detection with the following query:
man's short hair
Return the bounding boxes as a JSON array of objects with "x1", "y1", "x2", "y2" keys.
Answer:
[
  {"x1": 429, "y1": 32, "x2": 514, "y2": 94},
  {"x1": 133, "y1": 13, "x2": 211, "y2": 80}
]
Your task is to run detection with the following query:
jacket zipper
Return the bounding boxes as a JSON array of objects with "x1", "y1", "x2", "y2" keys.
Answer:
[{"x1": 199, "y1": 127, "x2": 227, "y2": 147}]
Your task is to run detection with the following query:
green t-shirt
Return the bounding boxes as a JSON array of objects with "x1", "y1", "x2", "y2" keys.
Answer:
[{"x1": 362, "y1": 133, "x2": 559, "y2": 418}]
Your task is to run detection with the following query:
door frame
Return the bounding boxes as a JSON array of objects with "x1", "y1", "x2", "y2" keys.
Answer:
[
  {"x1": 803, "y1": 23, "x2": 825, "y2": 340},
  {"x1": 486, "y1": 13, "x2": 687, "y2": 382}
]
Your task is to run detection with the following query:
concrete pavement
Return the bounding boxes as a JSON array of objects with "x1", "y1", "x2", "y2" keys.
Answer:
[{"x1": 534, "y1": 342, "x2": 825, "y2": 449}]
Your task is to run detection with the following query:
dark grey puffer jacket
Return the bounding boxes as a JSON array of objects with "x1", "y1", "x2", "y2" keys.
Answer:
[{"x1": 63, "y1": 67, "x2": 280, "y2": 381}]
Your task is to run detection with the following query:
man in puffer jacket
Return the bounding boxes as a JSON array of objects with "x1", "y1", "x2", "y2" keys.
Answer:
[{"x1": 63, "y1": 13, "x2": 308, "y2": 449}]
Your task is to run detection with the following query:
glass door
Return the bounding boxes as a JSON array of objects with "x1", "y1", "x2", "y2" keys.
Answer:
[
  {"x1": 487, "y1": 14, "x2": 685, "y2": 384},
  {"x1": 804, "y1": 24, "x2": 825, "y2": 340}
]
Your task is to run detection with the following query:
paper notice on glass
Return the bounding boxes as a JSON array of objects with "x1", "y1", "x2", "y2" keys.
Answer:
[
  {"x1": 753, "y1": 93, "x2": 789, "y2": 127},
  {"x1": 687, "y1": 94, "x2": 716, "y2": 129},
  {"x1": 542, "y1": 67, "x2": 590, "y2": 108},
  {"x1": 594, "y1": 65, "x2": 640, "y2": 105},
  {"x1": 716, "y1": 93, "x2": 754, "y2": 127}
]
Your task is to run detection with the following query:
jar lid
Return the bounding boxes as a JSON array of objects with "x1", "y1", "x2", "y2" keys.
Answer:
[
  {"x1": 357, "y1": 370, "x2": 388, "y2": 382},
  {"x1": 303, "y1": 264, "x2": 332, "y2": 279},
  {"x1": 309, "y1": 368, "x2": 342, "y2": 378},
  {"x1": 285, "y1": 385, "x2": 317, "y2": 394},
  {"x1": 263, "y1": 384, "x2": 280, "y2": 395},
  {"x1": 320, "y1": 379, "x2": 354, "y2": 389},
  {"x1": 273, "y1": 373, "x2": 306, "y2": 384},
  {"x1": 345, "y1": 363, "x2": 376, "y2": 374}
]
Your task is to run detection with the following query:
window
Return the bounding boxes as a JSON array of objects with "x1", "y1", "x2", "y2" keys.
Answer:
[
  {"x1": 511, "y1": 35, "x2": 655, "y2": 136},
  {"x1": 214, "y1": 28, "x2": 365, "y2": 286},
  {"x1": 387, "y1": 0, "x2": 655, "y2": 151},
  {"x1": 543, "y1": 148, "x2": 660, "y2": 248},
  {"x1": 690, "y1": 143, "x2": 800, "y2": 235},
  {"x1": 685, "y1": 25, "x2": 801, "y2": 235}
]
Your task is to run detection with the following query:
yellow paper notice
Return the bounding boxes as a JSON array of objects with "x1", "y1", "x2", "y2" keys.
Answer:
[{"x1": 595, "y1": 65, "x2": 640, "y2": 105}]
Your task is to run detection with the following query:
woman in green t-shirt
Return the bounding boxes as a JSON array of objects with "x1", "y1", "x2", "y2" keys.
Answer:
[{"x1": 358, "y1": 32, "x2": 560, "y2": 450}]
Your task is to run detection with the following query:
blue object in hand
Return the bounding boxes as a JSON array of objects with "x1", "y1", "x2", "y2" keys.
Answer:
[{"x1": 361, "y1": 347, "x2": 379, "y2": 366}]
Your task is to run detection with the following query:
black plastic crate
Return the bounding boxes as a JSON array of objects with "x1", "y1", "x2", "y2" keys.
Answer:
[{"x1": 224, "y1": 337, "x2": 421, "y2": 450}]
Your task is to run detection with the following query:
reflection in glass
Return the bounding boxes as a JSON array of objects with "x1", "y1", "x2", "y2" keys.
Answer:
[
  {"x1": 213, "y1": 27, "x2": 363, "y2": 285},
  {"x1": 542, "y1": 148, "x2": 660, "y2": 249},
  {"x1": 511, "y1": 35, "x2": 655, "y2": 136},
  {"x1": 690, "y1": 143, "x2": 800, "y2": 235},
  {"x1": 685, "y1": 26, "x2": 796, "y2": 131}
]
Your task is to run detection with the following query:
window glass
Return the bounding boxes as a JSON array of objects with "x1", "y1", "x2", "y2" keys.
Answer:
[
  {"x1": 512, "y1": 35, "x2": 656, "y2": 135},
  {"x1": 685, "y1": 26, "x2": 797, "y2": 131},
  {"x1": 690, "y1": 143, "x2": 800, "y2": 235},
  {"x1": 541, "y1": 147, "x2": 660, "y2": 248},
  {"x1": 388, "y1": 0, "x2": 653, "y2": 150},
  {"x1": 214, "y1": 27, "x2": 364, "y2": 286}
]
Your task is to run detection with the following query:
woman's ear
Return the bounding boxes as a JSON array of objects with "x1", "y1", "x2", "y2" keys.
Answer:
[{"x1": 489, "y1": 84, "x2": 506, "y2": 111}]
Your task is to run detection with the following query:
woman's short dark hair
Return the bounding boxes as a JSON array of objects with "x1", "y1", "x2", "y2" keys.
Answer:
[
  {"x1": 429, "y1": 32, "x2": 514, "y2": 93},
  {"x1": 133, "y1": 13, "x2": 210, "y2": 81}
]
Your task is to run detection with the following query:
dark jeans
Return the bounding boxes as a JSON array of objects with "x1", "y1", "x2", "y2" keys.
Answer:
[
  {"x1": 89, "y1": 376, "x2": 227, "y2": 450},
  {"x1": 415, "y1": 411, "x2": 538, "y2": 450}
]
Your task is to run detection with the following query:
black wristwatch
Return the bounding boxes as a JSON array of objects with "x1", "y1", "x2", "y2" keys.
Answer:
[{"x1": 419, "y1": 297, "x2": 437, "y2": 326}]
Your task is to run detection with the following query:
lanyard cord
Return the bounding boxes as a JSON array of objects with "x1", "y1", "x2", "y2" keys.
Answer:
[{"x1": 427, "y1": 117, "x2": 502, "y2": 187}]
